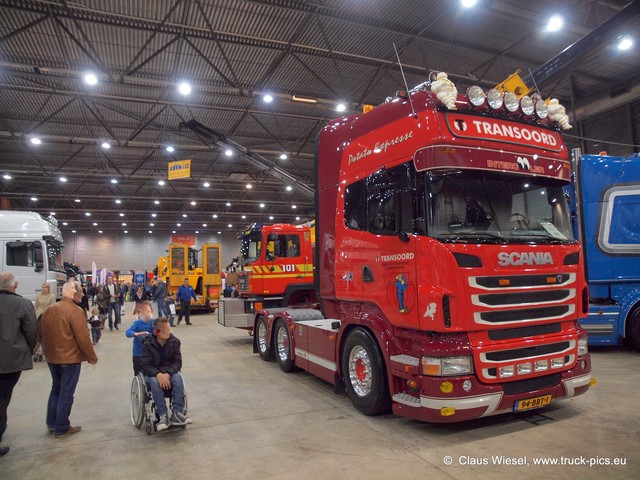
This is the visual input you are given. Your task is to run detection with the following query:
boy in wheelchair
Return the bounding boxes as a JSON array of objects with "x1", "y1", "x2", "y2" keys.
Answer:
[{"x1": 140, "y1": 316, "x2": 192, "y2": 431}]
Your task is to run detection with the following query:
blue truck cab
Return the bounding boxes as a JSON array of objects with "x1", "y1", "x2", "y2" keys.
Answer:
[{"x1": 567, "y1": 150, "x2": 640, "y2": 348}]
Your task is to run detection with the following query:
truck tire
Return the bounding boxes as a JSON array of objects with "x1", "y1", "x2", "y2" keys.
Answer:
[
  {"x1": 255, "y1": 315, "x2": 272, "y2": 361},
  {"x1": 274, "y1": 319, "x2": 295, "y2": 372},
  {"x1": 626, "y1": 309, "x2": 640, "y2": 351},
  {"x1": 341, "y1": 328, "x2": 391, "y2": 416}
]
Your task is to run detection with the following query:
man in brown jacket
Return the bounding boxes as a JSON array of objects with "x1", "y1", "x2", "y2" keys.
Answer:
[{"x1": 39, "y1": 280, "x2": 98, "y2": 438}]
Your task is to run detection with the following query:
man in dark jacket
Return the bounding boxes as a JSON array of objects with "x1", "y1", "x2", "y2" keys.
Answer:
[
  {"x1": 140, "y1": 317, "x2": 192, "y2": 431},
  {"x1": 176, "y1": 279, "x2": 197, "y2": 325},
  {"x1": 152, "y1": 278, "x2": 173, "y2": 326},
  {"x1": 39, "y1": 280, "x2": 98, "y2": 438},
  {"x1": 0, "y1": 272, "x2": 37, "y2": 457}
]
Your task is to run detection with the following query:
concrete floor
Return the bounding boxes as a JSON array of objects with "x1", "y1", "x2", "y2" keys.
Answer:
[{"x1": 2, "y1": 306, "x2": 639, "y2": 480}]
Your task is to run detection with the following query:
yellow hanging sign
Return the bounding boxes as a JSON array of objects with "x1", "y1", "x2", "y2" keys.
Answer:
[{"x1": 168, "y1": 159, "x2": 191, "y2": 180}]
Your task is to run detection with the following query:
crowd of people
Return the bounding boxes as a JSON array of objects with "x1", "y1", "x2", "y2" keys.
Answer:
[{"x1": 0, "y1": 272, "x2": 193, "y2": 458}]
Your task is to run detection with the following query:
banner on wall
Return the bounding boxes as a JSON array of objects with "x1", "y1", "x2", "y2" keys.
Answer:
[
  {"x1": 168, "y1": 159, "x2": 191, "y2": 180},
  {"x1": 171, "y1": 234, "x2": 196, "y2": 247}
]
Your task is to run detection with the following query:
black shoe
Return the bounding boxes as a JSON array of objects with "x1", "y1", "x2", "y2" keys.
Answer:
[
  {"x1": 186, "y1": 322, "x2": 192, "y2": 325},
  {"x1": 0, "y1": 446, "x2": 9, "y2": 457}
]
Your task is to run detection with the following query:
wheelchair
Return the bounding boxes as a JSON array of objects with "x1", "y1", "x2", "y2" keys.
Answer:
[{"x1": 130, "y1": 372, "x2": 188, "y2": 435}]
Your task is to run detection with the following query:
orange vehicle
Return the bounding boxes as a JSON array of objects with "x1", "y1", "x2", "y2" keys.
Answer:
[
  {"x1": 218, "y1": 223, "x2": 316, "y2": 329},
  {"x1": 251, "y1": 72, "x2": 592, "y2": 423}
]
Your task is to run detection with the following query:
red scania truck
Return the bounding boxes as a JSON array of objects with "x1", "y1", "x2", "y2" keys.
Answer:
[{"x1": 252, "y1": 74, "x2": 592, "y2": 423}]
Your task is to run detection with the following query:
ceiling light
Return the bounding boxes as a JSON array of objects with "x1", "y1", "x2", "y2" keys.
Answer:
[
  {"x1": 2, "y1": 174, "x2": 11, "y2": 180},
  {"x1": 618, "y1": 36, "x2": 633, "y2": 51},
  {"x1": 172, "y1": 230, "x2": 176, "y2": 234},
  {"x1": 228, "y1": 224, "x2": 233, "y2": 228},
  {"x1": 31, "y1": 197, "x2": 37, "y2": 201},
  {"x1": 212, "y1": 214, "x2": 218, "y2": 219},
  {"x1": 119, "y1": 213, "x2": 124, "y2": 217},
  {"x1": 150, "y1": 223, "x2": 154, "y2": 227},
  {"x1": 98, "y1": 230, "x2": 103, "y2": 234},
  {"x1": 263, "y1": 94, "x2": 273, "y2": 103},
  {"x1": 296, "y1": 216, "x2": 300, "y2": 221},
  {"x1": 30, "y1": 137, "x2": 42, "y2": 145},
  {"x1": 269, "y1": 216, "x2": 274, "y2": 220},
  {"x1": 203, "y1": 182, "x2": 210, "y2": 188},
  {"x1": 62, "y1": 222, "x2": 68, "y2": 226},
  {"x1": 292, "y1": 205, "x2": 297, "y2": 209},
  {"x1": 182, "y1": 214, "x2": 187, "y2": 218},
  {"x1": 93, "y1": 222, "x2": 98, "y2": 226},
  {"x1": 190, "y1": 201, "x2": 196, "y2": 206},
  {"x1": 246, "y1": 184, "x2": 252, "y2": 189},
  {"x1": 217, "y1": 231, "x2": 221, "y2": 234},
  {"x1": 177, "y1": 223, "x2": 181, "y2": 227},
  {"x1": 84, "y1": 72, "x2": 98, "y2": 85},
  {"x1": 166, "y1": 146, "x2": 175, "y2": 153},
  {"x1": 115, "y1": 199, "x2": 122, "y2": 204},
  {"x1": 279, "y1": 154, "x2": 288, "y2": 160},
  {"x1": 336, "y1": 103, "x2": 346, "y2": 112},
  {"x1": 101, "y1": 142, "x2": 111, "y2": 149},
  {"x1": 71, "y1": 230, "x2": 77, "y2": 233},
  {"x1": 202, "y1": 223, "x2": 207, "y2": 227},
  {"x1": 178, "y1": 82, "x2": 192, "y2": 95},
  {"x1": 110, "y1": 178, "x2": 118, "y2": 184},
  {"x1": 149, "y1": 230, "x2": 153, "y2": 234},
  {"x1": 122, "y1": 223, "x2": 127, "y2": 226},
  {"x1": 241, "y1": 215, "x2": 247, "y2": 219},
  {"x1": 226, "y1": 202, "x2": 231, "y2": 207},
  {"x1": 546, "y1": 14, "x2": 564, "y2": 32},
  {"x1": 225, "y1": 149, "x2": 233, "y2": 157},
  {"x1": 154, "y1": 200, "x2": 160, "y2": 205},
  {"x1": 158, "y1": 180, "x2": 165, "y2": 186},
  {"x1": 286, "y1": 185, "x2": 292, "y2": 191},
  {"x1": 259, "y1": 203, "x2": 265, "y2": 208},
  {"x1": 195, "y1": 230, "x2": 200, "y2": 234},
  {"x1": 49, "y1": 212, "x2": 55, "y2": 216},
  {"x1": 59, "y1": 177, "x2": 67, "y2": 183},
  {"x1": 124, "y1": 230, "x2": 128, "y2": 234},
  {"x1": 461, "y1": 0, "x2": 477, "y2": 7},
  {"x1": 85, "y1": 212, "x2": 91, "y2": 217},
  {"x1": 151, "y1": 213, "x2": 157, "y2": 217},
  {"x1": 74, "y1": 199, "x2": 81, "y2": 203}
]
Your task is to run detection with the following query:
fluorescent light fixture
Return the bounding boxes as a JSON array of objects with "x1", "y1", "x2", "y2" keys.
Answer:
[{"x1": 292, "y1": 95, "x2": 318, "y2": 104}]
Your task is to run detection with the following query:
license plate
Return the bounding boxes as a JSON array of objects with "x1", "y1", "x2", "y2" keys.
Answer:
[{"x1": 514, "y1": 394, "x2": 552, "y2": 412}]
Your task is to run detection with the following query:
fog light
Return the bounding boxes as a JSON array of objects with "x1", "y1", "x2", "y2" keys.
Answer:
[
  {"x1": 499, "y1": 365, "x2": 514, "y2": 378},
  {"x1": 534, "y1": 359, "x2": 549, "y2": 372},
  {"x1": 462, "y1": 380, "x2": 473, "y2": 392},
  {"x1": 517, "y1": 362, "x2": 532, "y2": 375},
  {"x1": 407, "y1": 379, "x2": 418, "y2": 389},
  {"x1": 440, "y1": 381, "x2": 453, "y2": 394},
  {"x1": 551, "y1": 357, "x2": 565, "y2": 369},
  {"x1": 504, "y1": 92, "x2": 519, "y2": 112},
  {"x1": 440, "y1": 407, "x2": 456, "y2": 417},
  {"x1": 487, "y1": 89, "x2": 503, "y2": 109}
]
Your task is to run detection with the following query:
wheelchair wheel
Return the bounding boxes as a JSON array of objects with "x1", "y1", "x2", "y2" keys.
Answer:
[{"x1": 130, "y1": 374, "x2": 145, "y2": 428}]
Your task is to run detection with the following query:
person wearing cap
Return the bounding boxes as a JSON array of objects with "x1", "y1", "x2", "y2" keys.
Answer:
[{"x1": 38, "y1": 280, "x2": 98, "y2": 438}]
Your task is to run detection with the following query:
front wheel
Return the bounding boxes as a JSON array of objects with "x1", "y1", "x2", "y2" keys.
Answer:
[
  {"x1": 626, "y1": 308, "x2": 640, "y2": 351},
  {"x1": 274, "y1": 319, "x2": 295, "y2": 372},
  {"x1": 341, "y1": 328, "x2": 391, "y2": 416},
  {"x1": 255, "y1": 316, "x2": 272, "y2": 361}
]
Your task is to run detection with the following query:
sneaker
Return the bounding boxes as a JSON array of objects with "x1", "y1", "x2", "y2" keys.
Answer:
[
  {"x1": 170, "y1": 411, "x2": 193, "y2": 426},
  {"x1": 55, "y1": 426, "x2": 81, "y2": 438},
  {"x1": 156, "y1": 414, "x2": 170, "y2": 432}
]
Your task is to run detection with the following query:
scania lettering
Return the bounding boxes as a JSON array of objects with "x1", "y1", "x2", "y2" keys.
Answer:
[{"x1": 497, "y1": 252, "x2": 554, "y2": 266}]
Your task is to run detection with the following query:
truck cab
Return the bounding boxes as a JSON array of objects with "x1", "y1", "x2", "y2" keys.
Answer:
[{"x1": 0, "y1": 211, "x2": 67, "y2": 300}]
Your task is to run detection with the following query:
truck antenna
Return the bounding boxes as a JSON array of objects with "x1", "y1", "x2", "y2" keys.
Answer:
[{"x1": 393, "y1": 43, "x2": 417, "y2": 119}]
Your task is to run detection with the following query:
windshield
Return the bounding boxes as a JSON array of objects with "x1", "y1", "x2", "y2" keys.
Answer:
[
  {"x1": 426, "y1": 170, "x2": 574, "y2": 244},
  {"x1": 46, "y1": 240, "x2": 66, "y2": 273},
  {"x1": 239, "y1": 230, "x2": 262, "y2": 263}
]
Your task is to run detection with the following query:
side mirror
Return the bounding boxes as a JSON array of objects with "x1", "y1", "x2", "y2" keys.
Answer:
[{"x1": 35, "y1": 261, "x2": 44, "y2": 272}]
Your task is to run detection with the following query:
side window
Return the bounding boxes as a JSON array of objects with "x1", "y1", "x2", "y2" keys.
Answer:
[
  {"x1": 345, "y1": 181, "x2": 367, "y2": 230},
  {"x1": 366, "y1": 164, "x2": 414, "y2": 236},
  {"x1": 6, "y1": 241, "x2": 38, "y2": 267},
  {"x1": 274, "y1": 234, "x2": 301, "y2": 258}
]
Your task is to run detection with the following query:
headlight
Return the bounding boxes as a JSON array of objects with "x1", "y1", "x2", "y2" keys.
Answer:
[
  {"x1": 504, "y1": 92, "x2": 519, "y2": 112},
  {"x1": 535, "y1": 99, "x2": 548, "y2": 118},
  {"x1": 520, "y1": 95, "x2": 534, "y2": 115},
  {"x1": 578, "y1": 335, "x2": 589, "y2": 355},
  {"x1": 422, "y1": 356, "x2": 474, "y2": 376},
  {"x1": 487, "y1": 89, "x2": 503, "y2": 109},
  {"x1": 468, "y1": 86, "x2": 486, "y2": 107}
]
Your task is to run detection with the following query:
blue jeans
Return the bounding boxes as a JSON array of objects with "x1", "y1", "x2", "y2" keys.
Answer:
[
  {"x1": 107, "y1": 302, "x2": 121, "y2": 329},
  {"x1": 145, "y1": 373, "x2": 185, "y2": 417},
  {"x1": 47, "y1": 363, "x2": 81, "y2": 436},
  {"x1": 156, "y1": 299, "x2": 173, "y2": 323}
]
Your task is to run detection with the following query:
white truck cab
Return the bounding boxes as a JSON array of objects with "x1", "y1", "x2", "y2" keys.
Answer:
[{"x1": 0, "y1": 211, "x2": 67, "y2": 301}]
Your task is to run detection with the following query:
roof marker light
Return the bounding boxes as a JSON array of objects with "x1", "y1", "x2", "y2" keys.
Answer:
[
  {"x1": 487, "y1": 89, "x2": 503, "y2": 109},
  {"x1": 504, "y1": 92, "x2": 519, "y2": 112},
  {"x1": 467, "y1": 86, "x2": 486, "y2": 107}
]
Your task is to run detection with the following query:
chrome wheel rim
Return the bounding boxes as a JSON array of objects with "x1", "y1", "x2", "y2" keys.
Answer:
[
  {"x1": 257, "y1": 320, "x2": 267, "y2": 353},
  {"x1": 276, "y1": 326, "x2": 290, "y2": 362},
  {"x1": 348, "y1": 345, "x2": 372, "y2": 397}
]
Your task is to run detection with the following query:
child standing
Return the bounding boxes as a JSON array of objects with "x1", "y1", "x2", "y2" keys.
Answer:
[
  {"x1": 87, "y1": 307, "x2": 103, "y2": 345},
  {"x1": 125, "y1": 301, "x2": 155, "y2": 375}
]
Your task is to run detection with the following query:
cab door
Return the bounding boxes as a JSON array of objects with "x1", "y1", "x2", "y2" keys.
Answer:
[{"x1": 202, "y1": 243, "x2": 222, "y2": 310}]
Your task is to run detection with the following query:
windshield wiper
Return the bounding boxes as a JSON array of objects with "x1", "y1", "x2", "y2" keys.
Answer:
[{"x1": 438, "y1": 231, "x2": 509, "y2": 244}]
